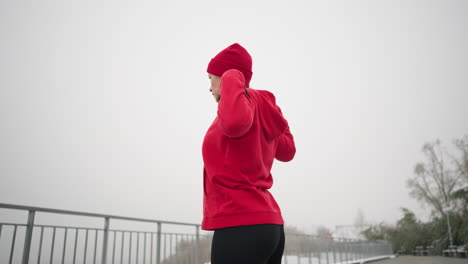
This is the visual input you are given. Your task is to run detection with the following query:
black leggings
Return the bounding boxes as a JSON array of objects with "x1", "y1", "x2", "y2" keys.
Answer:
[{"x1": 211, "y1": 224, "x2": 285, "y2": 264}]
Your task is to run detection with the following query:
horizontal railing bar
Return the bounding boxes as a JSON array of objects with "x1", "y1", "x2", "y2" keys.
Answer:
[
  {"x1": 104, "y1": 230, "x2": 203, "y2": 236},
  {"x1": 0, "y1": 223, "x2": 27, "y2": 227},
  {"x1": 0, "y1": 203, "x2": 200, "y2": 227},
  {"x1": 0, "y1": 223, "x2": 96, "y2": 230},
  {"x1": 0, "y1": 223, "x2": 210, "y2": 237}
]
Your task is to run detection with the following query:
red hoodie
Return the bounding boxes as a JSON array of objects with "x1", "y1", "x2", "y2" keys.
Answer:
[{"x1": 202, "y1": 69, "x2": 296, "y2": 230}]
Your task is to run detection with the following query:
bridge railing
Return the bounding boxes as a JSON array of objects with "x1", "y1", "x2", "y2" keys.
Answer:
[
  {"x1": 282, "y1": 233, "x2": 393, "y2": 264},
  {"x1": 0, "y1": 203, "x2": 393, "y2": 264},
  {"x1": 0, "y1": 203, "x2": 203, "y2": 264}
]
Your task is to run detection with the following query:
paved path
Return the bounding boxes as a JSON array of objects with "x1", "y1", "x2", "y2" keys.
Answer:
[{"x1": 368, "y1": 256, "x2": 468, "y2": 264}]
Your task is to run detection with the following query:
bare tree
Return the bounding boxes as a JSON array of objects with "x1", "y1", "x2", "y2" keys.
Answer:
[
  {"x1": 452, "y1": 135, "x2": 468, "y2": 184},
  {"x1": 407, "y1": 139, "x2": 464, "y2": 216},
  {"x1": 354, "y1": 208, "x2": 367, "y2": 229},
  {"x1": 315, "y1": 225, "x2": 332, "y2": 239}
]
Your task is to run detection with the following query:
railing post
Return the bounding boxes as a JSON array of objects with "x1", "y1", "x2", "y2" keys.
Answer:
[
  {"x1": 360, "y1": 240, "x2": 366, "y2": 259},
  {"x1": 325, "y1": 239, "x2": 329, "y2": 264},
  {"x1": 101, "y1": 217, "x2": 110, "y2": 264},
  {"x1": 345, "y1": 239, "x2": 350, "y2": 261},
  {"x1": 332, "y1": 240, "x2": 336, "y2": 263},
  {"x1": 195, "y1": 225, "x2": 200, "y2": 264},
  {"x1": 156, "y1": 222, "x2": 161, "y2": 264},
  {"x1": 316, "y1": 238, "x2": 321, "y2": 264},
  {"x1": 339, "y1": 239, "x2": 342, "y2": 262},
  {"x1": 22, "y1": 210, "x2": 35, "y2": 264}
]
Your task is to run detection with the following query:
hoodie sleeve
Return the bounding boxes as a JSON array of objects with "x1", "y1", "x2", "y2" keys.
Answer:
[
  {"x1": 274, "y1": 106, "x2": 296, "y2": 162},
  {"x1": 275, "y1": 125, "x2": 296, "y2": 162},
  {"x1": 217, "y1": 69, "x2": 254, "y2": 138}
]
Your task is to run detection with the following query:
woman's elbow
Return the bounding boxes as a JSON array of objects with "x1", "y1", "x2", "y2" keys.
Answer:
[
  {"x1": 275, "y1": 147, "x2": 296, "y2": 162},
  {"x1": 219, "y1": 118, "x2": 253, "y2": 138}
]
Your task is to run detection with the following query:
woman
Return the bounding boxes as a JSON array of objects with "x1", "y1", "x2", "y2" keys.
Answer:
[{"x1": 202, "y1": 43, "x2": 296, "y2": 264}]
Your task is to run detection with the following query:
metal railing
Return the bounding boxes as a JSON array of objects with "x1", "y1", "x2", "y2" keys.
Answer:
[
  {"x1": 0, "y1": 203, "x2": 203, "y2": 264},
  {"x1": 282, "y1": 234, "x2": 393, "y2": 264},
  {"x1": 0, "y1": 203, "x2": 393, "y2": 264}
]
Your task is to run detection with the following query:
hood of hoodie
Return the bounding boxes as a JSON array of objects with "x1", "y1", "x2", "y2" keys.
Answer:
[{"x1": 247, "y1": 88, "x2": 288, "y2": 142}]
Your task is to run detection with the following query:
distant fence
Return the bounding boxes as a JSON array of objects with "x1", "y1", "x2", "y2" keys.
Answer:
[
  {"x1": 282, "y1": 234, "x2": 393, "y2": 264},
  {"x1": 0, "y1": 203, "x2": 392, "y2": 264}
]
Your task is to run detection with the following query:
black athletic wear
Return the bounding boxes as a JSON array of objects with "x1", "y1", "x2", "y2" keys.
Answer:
[{"x1": 211, "y1": 224, "x2": 285, "y2": 264}]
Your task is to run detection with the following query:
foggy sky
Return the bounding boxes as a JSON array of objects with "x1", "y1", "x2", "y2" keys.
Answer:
[{"x1": 1, "y1": 0, "x2": 468, "y2": 233}]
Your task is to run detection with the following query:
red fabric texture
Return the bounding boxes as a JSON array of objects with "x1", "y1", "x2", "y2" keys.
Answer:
[
  {"x1": 202, "y1": 69, "x2": 296, "y2": 230},
  {"x1": 207, "y1": 43, "x2": 253, "y2": 87}
]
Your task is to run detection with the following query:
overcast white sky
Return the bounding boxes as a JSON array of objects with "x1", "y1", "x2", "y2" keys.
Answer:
[{"x1": 1, "y1": 0, "x2": 467, "y2": 233}]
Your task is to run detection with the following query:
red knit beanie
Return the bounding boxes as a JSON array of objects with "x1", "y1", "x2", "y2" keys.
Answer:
[{"x1": 207, "y1": 43, "x2": 253, "y2": 87}]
